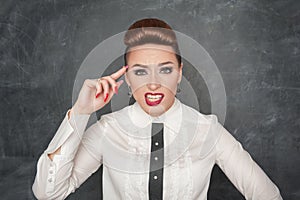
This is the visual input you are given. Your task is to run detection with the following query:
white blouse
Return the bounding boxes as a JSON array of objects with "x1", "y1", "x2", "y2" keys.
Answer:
[{"x1": 32, "y1": 98, "x2": 283, "y2": 200}]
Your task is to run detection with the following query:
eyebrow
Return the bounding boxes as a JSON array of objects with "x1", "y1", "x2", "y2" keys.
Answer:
[{"x1": 131, "y1": 61, "x2": 175, "y2": 68}]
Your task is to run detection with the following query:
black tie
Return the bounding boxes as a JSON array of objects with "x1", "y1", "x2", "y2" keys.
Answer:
[{"x1": 148, "y1": 123, "x2": 164, "y2": 200}]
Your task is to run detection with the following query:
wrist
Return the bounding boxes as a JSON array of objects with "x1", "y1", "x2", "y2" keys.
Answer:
[{"x1": 71, "y1": 104, "x2": 92, "y2": 116}]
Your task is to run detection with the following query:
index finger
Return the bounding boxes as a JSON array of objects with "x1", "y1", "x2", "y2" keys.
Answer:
[{"x1": 110, "y1": 65, "x2": 128, "y2": 80}]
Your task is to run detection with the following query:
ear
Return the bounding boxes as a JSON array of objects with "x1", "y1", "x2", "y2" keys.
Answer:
[{"x1": 177, "y1": 62, "x2": 183, "y2": 84}]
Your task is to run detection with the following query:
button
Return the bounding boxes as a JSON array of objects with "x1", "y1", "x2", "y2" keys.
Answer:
[
  {"x1": 48, "y1": 178, "x2": 53, "y2": 183},
  {"x1": 49, "y1": 170, "x2": 53, "y2": 174},
  {"x1": 153, "y1": 175, "x2": 158, "y2": 180},
  {"x1": 154, "y1": 157, "x2": 158, "y2": 161},
  {"x1": 155, "y1": 142, "x2": 159, "y2": 146},
  {"x1": 137, "y1": 147, "x2": 144, "y2": 153}
]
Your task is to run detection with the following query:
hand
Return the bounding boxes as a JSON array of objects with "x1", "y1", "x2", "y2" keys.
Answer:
[{"x1": 71, "y1": 65, "x2": 128, "y2": 115}]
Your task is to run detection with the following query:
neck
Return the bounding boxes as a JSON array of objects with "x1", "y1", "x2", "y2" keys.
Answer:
[{"x1": 146, "y1": 98, "x2": 176, "y2": 117}]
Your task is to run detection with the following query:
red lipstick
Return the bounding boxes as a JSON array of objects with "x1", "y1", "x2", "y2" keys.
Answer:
[{"x1": 145, "y1": 92, "x2": 164, "y2": 106}]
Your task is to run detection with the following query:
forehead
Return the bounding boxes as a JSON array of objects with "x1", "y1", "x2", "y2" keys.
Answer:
[{"x1": 127, "y1": 44, "x2": 177, "y2": 64}]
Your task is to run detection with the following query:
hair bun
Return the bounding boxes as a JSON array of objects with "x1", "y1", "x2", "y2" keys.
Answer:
[
  {"x1": 124, "y1": 18, "x2": 177, "y2": 47},
  {"x1": 123, "y1": 18, "x2": 181, "y2": 66}
]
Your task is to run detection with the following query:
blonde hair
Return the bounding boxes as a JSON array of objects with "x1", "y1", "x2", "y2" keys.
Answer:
[{"x1": 123, "y1": 18, "x2": 181, "y2": 66}]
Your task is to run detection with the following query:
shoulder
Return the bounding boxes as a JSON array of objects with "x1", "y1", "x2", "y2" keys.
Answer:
[
  {"x1": 179, "y1": 102, "x2": 224, "y2": 158},
  {"x1": 97, "y1": 105, "x2": 132, "y2": 125},
  {"x1": 180, "y1": 102, "x2": 219, "y2": 125}
]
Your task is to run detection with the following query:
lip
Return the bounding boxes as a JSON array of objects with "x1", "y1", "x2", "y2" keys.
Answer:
[{"x1": 144, "y1": 92, "x2": 164, "y2": 106}]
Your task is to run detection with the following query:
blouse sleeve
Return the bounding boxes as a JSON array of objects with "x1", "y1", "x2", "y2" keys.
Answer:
[
  {"x1": 32, "y1": 109, "x2": 105, "y2": 200},
  {"x1": 215, "y1": 124, "x2": 283, "y2": 200}
]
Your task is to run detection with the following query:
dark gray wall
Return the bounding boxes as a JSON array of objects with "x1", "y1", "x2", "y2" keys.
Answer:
[{"x1": 0, "y1": 0, "x2": 299, "y2": 199}]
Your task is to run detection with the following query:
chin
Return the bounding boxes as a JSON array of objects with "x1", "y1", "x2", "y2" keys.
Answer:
[{"x1": 141, "y1": 101, "x2": 167, "y2": 117}]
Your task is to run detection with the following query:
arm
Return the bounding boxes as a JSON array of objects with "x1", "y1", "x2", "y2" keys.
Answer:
[
  {"x1": 215, "y1": 124, "x2": 283, "y2": 200},
  {"x1": 32, "y1": 66, "x2": 126, "y2": 199},
  {"x1": 32, "y1": 109, "x2": 105, "y2": 200}
]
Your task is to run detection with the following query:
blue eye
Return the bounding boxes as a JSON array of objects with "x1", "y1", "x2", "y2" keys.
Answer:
[
  {"x1": 134, "y1": 69, "x2": 148, "y2": 76},
  {"x1": 160, "y1": 67, "x2": 173, "y2": 74}
]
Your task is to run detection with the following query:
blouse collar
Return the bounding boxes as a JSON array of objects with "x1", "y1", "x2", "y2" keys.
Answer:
[{"x1": 129, "y1": 98, "x2": 182, "y2": 134}]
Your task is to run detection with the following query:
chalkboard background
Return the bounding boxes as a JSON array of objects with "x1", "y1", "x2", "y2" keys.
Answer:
[{"x1": 0, "y1": 0, "x2": 299, "y2": 199}]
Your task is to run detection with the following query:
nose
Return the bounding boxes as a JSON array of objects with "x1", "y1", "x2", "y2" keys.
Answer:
[
  {"x1": 147, "y1": 82, "x2": 161, "y2": 91},
  {"x1": 147, "y1": 71, "x2": 161, "y2": 90}
]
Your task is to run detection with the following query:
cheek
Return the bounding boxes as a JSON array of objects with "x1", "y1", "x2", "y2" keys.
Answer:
[
  {"x1": 160, "y1": 76, "x2": 179, "y2": 94},
  {"x1": 132, "y1": 85, "x2": 147, "y2": 98},
  {"x1": 130, "y1": 81, "x2": 147, "y2": 94},
  {"x1": 132, "y1": 87, "x2": 148, "y2": 106}
]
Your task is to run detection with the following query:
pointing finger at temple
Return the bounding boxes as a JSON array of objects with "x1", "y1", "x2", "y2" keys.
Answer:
[{"x1": 110, "y1": 65, "x2": 128, "y2": 80}]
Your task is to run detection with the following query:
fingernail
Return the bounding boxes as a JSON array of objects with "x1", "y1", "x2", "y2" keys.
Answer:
[
  {"x1": 124, "y1": 65, "x2": 129, "y2": 69},
  {"x1": 114, "y1": 86, "x2": 118, "y2": 94},
  {"x1": 119, "y1": 79, "x2": 124, "y2": 85},
  {"x1": 104, "y1": 93, "x2": 109, "y2": 102},
  {"x1": 96, "y1": 93, "x2": 100, "y2": 98}
]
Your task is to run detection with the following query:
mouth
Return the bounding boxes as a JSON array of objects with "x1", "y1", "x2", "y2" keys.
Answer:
[{"x1": 145, "y1": 92, "x2": 164, "y2": 106}]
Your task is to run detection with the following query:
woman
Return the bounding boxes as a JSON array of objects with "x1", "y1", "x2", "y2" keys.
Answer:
[{"x1": 32, "y1": 18, "x2": 283, "y2": 199}]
